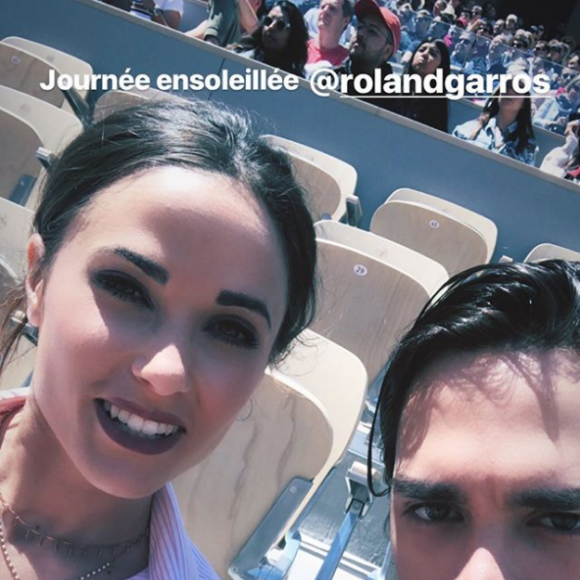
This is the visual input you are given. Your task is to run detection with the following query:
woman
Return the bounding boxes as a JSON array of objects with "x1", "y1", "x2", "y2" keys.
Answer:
[
  {"x1": 541, "y1": 120, "x2": 580, "y2": 183},
  {"x1": 399, "y1": 39, "x2": 450, "y2": 132},
  {"x1": 231, "y1": 0, "x2": 309, "y2": 77},
  {"x1": 453, "y1": 81, "x2": 538, "y2": 165},
  {"x1": 0, "y1": 98, "x2": 317, "y2": 579}
]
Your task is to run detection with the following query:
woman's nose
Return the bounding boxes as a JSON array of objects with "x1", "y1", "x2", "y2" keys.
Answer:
[{"x1": 133, "y1": 341, "x2": 189, "y2": 397}]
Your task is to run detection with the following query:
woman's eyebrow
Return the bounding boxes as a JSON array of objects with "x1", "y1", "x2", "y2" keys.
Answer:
[
  {"x1": 112, "y1": 247, "x2": 169, "y2": 285},
  {"x1": 509, "y1": 488, "x2": 580, "y2": 511},
  {"x1": 217, "y1": 290, "x2": 271, "y2": 328},
  {"x1": 392, "y1": 477, "x2": 467, "y2": 504}
]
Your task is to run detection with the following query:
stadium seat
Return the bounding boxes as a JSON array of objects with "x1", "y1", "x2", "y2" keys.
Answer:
[
  {"x1": 263, "y1": 135, "x2": 359, "y2": 221},
  {"x1": 172, "y1": 337, "x2": 336, "y2": 579},
  {"x1": 386, "y1": 188, "x2": 498, "y2": 259},
  {"x1": 0, "y1": 85, "x2": 82, "y2": 153},
  {"x1": 0, "y1": 41, "x2": 89, "y2": 121},
  {"x1": 1, "y1": 36, "x2": 93, "y2": 100},
  {"x1": 370, "y1": 189, "x2": 496, "y2": 277},
  {"x1": 289, "y1": 154, "x2": 343, "y2": 222},
  {"x1": 312, "y1": 224, "x2": 447, "y2": 384},
  {"x1": 524, "y1": 242, "x2": 580, "y2": 262},
  {"x1": 173, "y1": 331, "x2": 366, "y2": 580},
  {"x1": 0, "y1": 108, "x2": 43, "y2": 204},
  {"x1": 0, "y1": 41, "x2": 66, "y2": 108}
]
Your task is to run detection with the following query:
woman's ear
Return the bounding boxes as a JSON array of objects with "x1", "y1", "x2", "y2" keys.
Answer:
[{"x1": 25, "y1": 234, "x2": 46, "y2": 328}]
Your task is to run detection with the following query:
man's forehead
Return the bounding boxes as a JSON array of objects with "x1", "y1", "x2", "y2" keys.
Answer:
[
  {"x1": 360, "y1": 13, "x2": 388, "y2": 31},
  {"x1": 321, "y1": 0, "x2": 341, "y2": 9},
  {"x1": 394, "y1": 350, "x2": 580, "y2": 502}
]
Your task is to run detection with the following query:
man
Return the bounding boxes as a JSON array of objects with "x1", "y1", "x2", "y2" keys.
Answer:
[
  {"x1": 464, "y1": 32, "x2": 508, "y2": 75},
  {"x1": 492, "y1": 18, "x2": 505, "y2": 36},
  {"x1": 335, "y1": 0, "x2": 401, "y2": 112},
  {"x1": 374, "y1": 260, "x2": 580, "y2": 579},
  {"x1": 307, "y1": 0, "x2": 353, "y2": 67},
  {"x1": 504, "y1": 13, "x2": 518, "y2": 37},
  {"x1": 450, "y1": 31, "x2": 474, "y2": 67}
]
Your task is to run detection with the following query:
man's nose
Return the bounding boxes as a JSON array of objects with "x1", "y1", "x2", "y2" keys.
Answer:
[
  {"x1": 133, "y1": 341, "x2": 189, "y2": 397},
  {"x1": 457, "y1": 547, "x2": 506, "y2": 580}
]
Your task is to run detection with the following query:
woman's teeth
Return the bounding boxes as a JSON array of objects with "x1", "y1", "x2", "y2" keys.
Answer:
[{"x1": 102, "y1": 401, "x2": 179, "y2": 438}]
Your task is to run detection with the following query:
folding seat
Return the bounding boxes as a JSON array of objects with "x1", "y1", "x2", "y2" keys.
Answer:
[
  {"x1": 313, "y1": 222, "x2": 447, "y2": 385},
  {"x1": 0, "y1": 41, "x2": 89, "y2": 121},
  {"x1": 1, "y1": 36, "x2": 93, "y2": 101},
  {"x1": 524, "y1": 242, "x2": 580, "y2": 263},
  {"x1": 173, "y1": 331, "x2": 368, "y2": 579},
  {"x1": 263, "y1": 135, "x2": 360, "y2": 223},
  {"x1": 371, "y1": 188, "x2": 497, "y2": 277},
  {"x1": 0, "y1": 86, "x2": 82, "y2": 153},
  {"x1": 0, "y1": 108, "x2": 43, "y2": 204}
]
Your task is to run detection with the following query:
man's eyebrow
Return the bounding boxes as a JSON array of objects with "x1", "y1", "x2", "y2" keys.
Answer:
[
  {"x1": 112, "y1": 247, "x2": 169, "y2": 285},
  {"x1": 509, "y1": 488, "x2": 580, "y2": 511},
  {"x1": 391, "y1": 477, "x2": 467, "y2": 504},
  {"x1": 217, "y1": 290, "x2": 271, "y2": 328}
]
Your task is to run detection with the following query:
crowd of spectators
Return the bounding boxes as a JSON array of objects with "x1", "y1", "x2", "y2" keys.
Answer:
[{"x1": 109, "y1": 0, "x2": 580, "y2": 177}]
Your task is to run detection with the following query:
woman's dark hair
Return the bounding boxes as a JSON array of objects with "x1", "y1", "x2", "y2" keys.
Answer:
[
  {"x1": 402, "y1": 38, "x2": 450, "y2": 132},
  {"x1": 469, "y1": 82, "x2": 536, "y2": 154},
  {"x1": 369, "y1": 260, "x2": 580, "y2": 493},
  {"x1": 232, "y1": 0, "x2": 308, "y2": 77},
  {"x1": 0, "y1": 98, "x2": 317, "y2": 371}
]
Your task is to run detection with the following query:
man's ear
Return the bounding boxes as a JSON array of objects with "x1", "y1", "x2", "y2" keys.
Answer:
[{"x1": 25, "y1": 234, "x2": 46, "y2": 328}]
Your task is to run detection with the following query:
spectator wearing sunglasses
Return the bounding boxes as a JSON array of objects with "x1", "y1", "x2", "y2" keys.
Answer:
[
  {"x1": 231, "y1": 0, "x2": 309, "y2": 76},
  {"x1": 449, "y1": 31, "x2": 474, "y2": 68}
]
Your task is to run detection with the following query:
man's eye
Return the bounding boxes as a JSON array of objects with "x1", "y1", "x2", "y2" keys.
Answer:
[
  {"x1": 407, "y1": 503, "x2": 464, "y2": 524},
  {"x1": 210, "y1": 319, "x2": 260, "y2": 350},
  {"x1": 530, "y1": 513, "x2": 580, "y2": 535},
  {"x1": 94, "y1": 272, "x2": 150, "y2": 308}
]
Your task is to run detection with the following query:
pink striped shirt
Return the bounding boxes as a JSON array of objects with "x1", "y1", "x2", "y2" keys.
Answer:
[{"x1": 0, "y1": 389, "x2": 220, "y2": 580}]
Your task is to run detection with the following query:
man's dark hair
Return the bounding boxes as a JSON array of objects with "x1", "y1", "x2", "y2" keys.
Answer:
[
  {"x1": 371, "y1": 260, "x2": 580, "y2": 491},
  {"x1": 341, "y1": 0, "x2": 354, "y2": 21}
]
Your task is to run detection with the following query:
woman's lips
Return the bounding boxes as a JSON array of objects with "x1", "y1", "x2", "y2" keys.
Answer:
[{"x1": 95, "y1": 399, "x2": 184, "y2": 456}]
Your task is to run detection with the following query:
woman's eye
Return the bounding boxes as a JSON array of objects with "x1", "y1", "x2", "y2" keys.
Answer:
[
  {"x1": 408, "y1": 503, "x2": 464, "y2": 524},
  {"x1": 530, "y1": 513, "x2": 580, "y2": 535},
  {"x1": 93, "y1": 272, "x2": 150, "y2": 308},
  {"x1": 210, "y1": 319, "x2": 259, "y2": 350}
]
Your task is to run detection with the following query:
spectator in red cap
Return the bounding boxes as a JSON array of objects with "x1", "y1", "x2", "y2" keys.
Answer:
[{"x1": 334, "y1": 0, "x2": 402, "y2": 111}]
